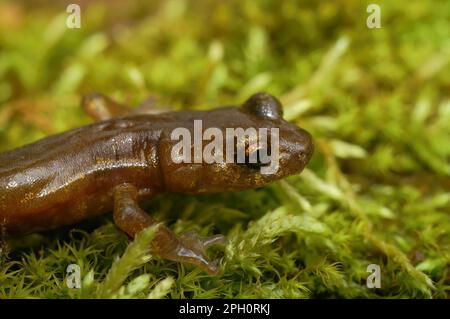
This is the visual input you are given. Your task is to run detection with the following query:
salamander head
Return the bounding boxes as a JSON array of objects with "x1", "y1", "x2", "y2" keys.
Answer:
[{"x1": 159, "y1": 92, "x2": 314, "y2": 193}]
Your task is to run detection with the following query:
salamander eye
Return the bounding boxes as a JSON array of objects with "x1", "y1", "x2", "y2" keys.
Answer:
[
  {"x1": 242, "y1": 92, "x2": 283, "y2": 120},
  {"x1": 235, "y1": 146, "x2": 271, "y2": 170}
]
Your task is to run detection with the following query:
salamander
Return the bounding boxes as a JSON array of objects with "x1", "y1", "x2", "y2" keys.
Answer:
[{"x1": 0, "y1": 92, "x2": 314, "y2": 274}]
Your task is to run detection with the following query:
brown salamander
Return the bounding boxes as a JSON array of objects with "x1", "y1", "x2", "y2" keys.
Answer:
[{"x1": 0, "y1": 92, "x2": 314, "y2": 274}]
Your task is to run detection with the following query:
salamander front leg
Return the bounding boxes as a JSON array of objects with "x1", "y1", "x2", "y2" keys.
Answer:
[
  {"x1": 81, "y1": 93, "x2": 130, "y2": 121},
  {"x1": 113, "y1": 183, "x2": 227, "y2": 275},
  {"x1": 82, "y1": 93, "x2": 172, "y2": 121}
]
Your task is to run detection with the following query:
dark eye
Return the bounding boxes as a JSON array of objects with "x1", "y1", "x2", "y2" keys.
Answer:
[{"x1": 235, "y1": 147, "x2": 271, "y2": 170}]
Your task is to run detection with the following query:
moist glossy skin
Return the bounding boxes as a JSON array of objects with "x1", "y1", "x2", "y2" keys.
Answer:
[{"x1": 0, "y1": 92, "x2": 314, "y2": 274}]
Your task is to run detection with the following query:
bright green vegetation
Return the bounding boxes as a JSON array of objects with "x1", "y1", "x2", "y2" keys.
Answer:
[{"x1": 0, "y1": 0, "x2": 449, "y2": 298}]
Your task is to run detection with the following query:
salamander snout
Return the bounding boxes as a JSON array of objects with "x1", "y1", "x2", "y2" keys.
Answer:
[{"x1": 277, "y1": 125, "x2": 314, "y2": 177}]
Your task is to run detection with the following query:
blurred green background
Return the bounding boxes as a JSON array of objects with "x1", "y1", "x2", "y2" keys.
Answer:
[{"x1": 0, "y1": 0, "x2": 449, "y2": 298}]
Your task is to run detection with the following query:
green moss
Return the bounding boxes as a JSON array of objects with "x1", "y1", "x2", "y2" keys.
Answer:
[{"x1": 0, "y1": 0, "x2": 449, "y2": 298}]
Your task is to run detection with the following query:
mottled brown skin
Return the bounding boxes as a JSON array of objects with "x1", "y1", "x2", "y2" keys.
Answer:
[{"x1": 0, "y1": 92, "x2": 314, "y2": 274}]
